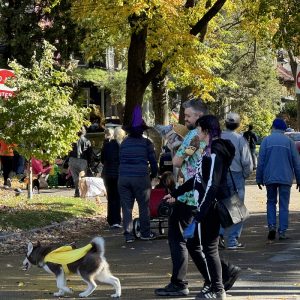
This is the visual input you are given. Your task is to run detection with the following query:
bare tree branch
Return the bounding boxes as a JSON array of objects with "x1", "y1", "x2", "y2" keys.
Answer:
[{"x1": 190, "y1": 0, "x2": 227, "y2": 36}]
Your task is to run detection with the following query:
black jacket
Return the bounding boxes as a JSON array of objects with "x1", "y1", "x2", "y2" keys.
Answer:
[
  {"x1": 101, "y1": 139, "x2": 120, "y2": 178},
  {"x1": 172, "y1": 138, "x2": 235, "y2": 222}
]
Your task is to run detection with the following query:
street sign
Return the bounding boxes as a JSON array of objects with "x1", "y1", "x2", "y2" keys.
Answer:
[
  {"x1": 296, "y1": 64, "x2": 300, "y2": 94},
  {"x1": 0, "y1": 69, "x2": 16, "y2": 99}
]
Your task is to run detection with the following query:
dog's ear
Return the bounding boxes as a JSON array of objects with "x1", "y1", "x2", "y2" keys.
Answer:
[{"x1": 27, "y1": 242, "x2": 33, "y2": 253}]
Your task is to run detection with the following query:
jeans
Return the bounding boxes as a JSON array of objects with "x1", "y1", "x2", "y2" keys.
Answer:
[
  {"x1": 220, "y1": 171, "x2": 245, "y2": 247},
  {"x1": 266, "y1": 184, "x2": 291, "y2": 233}
]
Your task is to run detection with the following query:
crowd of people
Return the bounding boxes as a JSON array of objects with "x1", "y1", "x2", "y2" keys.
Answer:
[{"x1": 1, "y1": 99, "x2": 300, "y2": 300}]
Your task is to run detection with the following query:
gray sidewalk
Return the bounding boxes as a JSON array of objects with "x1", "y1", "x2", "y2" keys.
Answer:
[{"x1": 1, "y1": 184, "x2": 300, "y2": 299}]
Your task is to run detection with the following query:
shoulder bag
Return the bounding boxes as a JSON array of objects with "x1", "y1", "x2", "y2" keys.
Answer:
[{"x1": 216, "y1": 169, "x2": 250, "y2": 228}]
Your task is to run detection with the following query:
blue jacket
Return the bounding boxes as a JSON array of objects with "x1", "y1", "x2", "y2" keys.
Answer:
[
  {"x1": 256, "y1": 129, "x2": 300, "y2": 186},
  {"x1": 119, "y1": 135, "x2": 158, "y2": 178}
]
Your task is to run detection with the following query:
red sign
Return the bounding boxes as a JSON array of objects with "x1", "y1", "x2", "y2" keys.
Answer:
[
  {"x1": 0, "y1": 69, "x2": 16, "y2": 99},
  {"x1": 297, "y1": 67, "x2": 300, "y2": 93}
]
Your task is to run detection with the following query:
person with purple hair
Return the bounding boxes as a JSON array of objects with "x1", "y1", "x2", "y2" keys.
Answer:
[
  {"x1": 157, "y1": 115, "x2": 237, "y2": 300},
  {"x1": 155, "y1": 101, "x2": 240, "y2": 299}
]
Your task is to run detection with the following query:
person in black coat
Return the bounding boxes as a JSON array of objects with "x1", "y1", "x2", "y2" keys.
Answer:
[
  {"x1": 157, "y1": 115, "x2": 236, "y2": 300},
  {"x1": 101, "y1": 127, "x2": 126, "y2": 228}
]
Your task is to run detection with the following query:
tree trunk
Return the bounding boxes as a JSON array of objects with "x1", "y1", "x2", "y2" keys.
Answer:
[
  {"x1": 28, "y1": 158, "x2": 33, "y2": 200},
  {"x1": 178, "y1": 86, "x2": 193, "y2": 124},
  {"x1": 116, "y1": 102, "x2": 124, "y2": 124},
  {"x1": 123, "y1": 21, "x2": 148, "y2": 126},
  {"x1": 287, "y1": 50, "x2": 299, "y2": 130},
  {"x1": 297, "y1": 94, "x2": 300, "y2": 131},
  {"x1": 152, "y1": 74, "x2": 169, "y2": 125}
]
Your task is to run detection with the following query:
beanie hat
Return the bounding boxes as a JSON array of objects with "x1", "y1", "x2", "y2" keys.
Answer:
[
  {"x1": 225, "y1": 112, "x2": 240, "y2": 124},
  {"x1": 272, "y1": 118, "x2": 287, "y2": 131}
]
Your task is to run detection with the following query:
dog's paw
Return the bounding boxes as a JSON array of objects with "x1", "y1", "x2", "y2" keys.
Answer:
[
  {"x1": 111, "y1": 293, "x2": 121, "y2": 298},
  {"x1": 54, "y1": 291, "x2": 65, "y2": 297},
  {"x1": 65, "y1": 287, "x2": 74, "y2": 294},
  {"x1": 79, "y1": 292, "x2": 89, "y2": 298}
]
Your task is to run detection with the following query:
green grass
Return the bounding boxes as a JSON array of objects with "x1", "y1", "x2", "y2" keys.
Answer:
[{"x1": 0, "y1": 194, "x2": 104, "y2": 231}]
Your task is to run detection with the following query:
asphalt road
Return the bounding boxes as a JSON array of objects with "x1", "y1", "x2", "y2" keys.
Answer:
[{"x1": 1, "y1": 184, "x2": 300, "y2": 299}]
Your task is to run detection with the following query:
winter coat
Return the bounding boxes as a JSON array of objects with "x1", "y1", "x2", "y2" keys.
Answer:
[{"x1": 256, "y1": 129, "x2": 300, "y2": 186}]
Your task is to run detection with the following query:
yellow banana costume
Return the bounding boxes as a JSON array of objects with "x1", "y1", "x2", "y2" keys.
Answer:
[{"x1": 44, "y1": 244, "x2": 93, "y2": 274}]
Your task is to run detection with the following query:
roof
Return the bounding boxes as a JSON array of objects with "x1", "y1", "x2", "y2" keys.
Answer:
[{"x1": 277, "y1": 64, "x2": 294, "y2": 83}]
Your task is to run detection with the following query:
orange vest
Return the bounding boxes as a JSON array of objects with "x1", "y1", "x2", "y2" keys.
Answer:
[{"x1": 0, "y1": 140, "x2": 14, "y2": 156}]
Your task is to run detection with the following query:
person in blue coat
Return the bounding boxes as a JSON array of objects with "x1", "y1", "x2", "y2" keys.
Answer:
[{"x1": 256, "y1": 118, "x2": 300, "y2": 241}]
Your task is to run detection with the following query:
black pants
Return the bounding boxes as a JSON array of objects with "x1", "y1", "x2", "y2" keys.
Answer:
[
  {"x1": 103, "y1": 176, "x2": 121, "y2": 226},
  {"x1": 118, "y1": 176, "x2": 151, "y2": 237},
  {"x1": 1, "y1": 156, "x2": 14, "y2": 184},
  {"x1": 168, "y1": 201, "x2": 230, "y2": 291}
]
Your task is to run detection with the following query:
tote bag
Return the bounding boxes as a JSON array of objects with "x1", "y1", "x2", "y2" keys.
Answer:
[{"x1": 216, "y1": 170, "x2": 250, "y2": 228}]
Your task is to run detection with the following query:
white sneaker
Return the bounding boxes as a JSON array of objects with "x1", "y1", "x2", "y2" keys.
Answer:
[{"x1": 111, "y1": 224, "x2": 122, "y2": 229}]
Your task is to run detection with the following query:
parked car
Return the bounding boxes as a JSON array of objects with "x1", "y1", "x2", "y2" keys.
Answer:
[{"x1": 285, "y1": 132, "x2": 300, "y2": 153}]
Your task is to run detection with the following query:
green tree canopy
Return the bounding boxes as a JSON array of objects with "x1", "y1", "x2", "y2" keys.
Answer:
[
  {"x1": 0, "y1": 41, "x2": 89, "y2": 162},
  {"x1": 0, "y1": 0, "x2": 83, "y2": 67}
]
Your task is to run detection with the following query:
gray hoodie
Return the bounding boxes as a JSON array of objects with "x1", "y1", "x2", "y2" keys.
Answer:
[{"x1": 221, "y1": 129, "x2": 253, "y2": 178}]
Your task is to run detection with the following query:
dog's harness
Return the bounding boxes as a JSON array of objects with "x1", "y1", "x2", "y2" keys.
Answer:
[{"x1": 44, "y1": 243, "x2": 93, "y2": 274}]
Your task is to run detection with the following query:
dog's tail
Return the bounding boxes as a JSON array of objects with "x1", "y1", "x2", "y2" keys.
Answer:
[{"x1": 91, "y1": 237, "x2": 105, "y2": 258}]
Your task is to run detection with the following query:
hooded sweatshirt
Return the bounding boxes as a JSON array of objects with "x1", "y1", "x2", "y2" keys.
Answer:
[{"x1": 172, "y1": 138, "x2": 235, "y2": 222}]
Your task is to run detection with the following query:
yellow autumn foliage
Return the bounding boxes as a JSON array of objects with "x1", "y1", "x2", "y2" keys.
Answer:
[{"x1": 70, "y1": 0, "x2": 280, "y2": 99}]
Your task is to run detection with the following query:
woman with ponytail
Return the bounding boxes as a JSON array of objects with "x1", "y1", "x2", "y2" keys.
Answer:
[{"x1": 162, "y1": 115, "x2": 236, "y2": 300}]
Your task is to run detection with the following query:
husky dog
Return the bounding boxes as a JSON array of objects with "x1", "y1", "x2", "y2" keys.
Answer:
[{"x1": 22, "y1": 237, "x2": 121, "y2": 298}]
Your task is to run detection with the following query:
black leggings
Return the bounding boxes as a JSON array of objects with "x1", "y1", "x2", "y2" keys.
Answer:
[
  {"x1": 103, "y1": 176, "x2": 121, "y2": 226},
  {"x1": 168, "y1": 201, "x2": 224, "y2": 291},
  {"x1": 1, "y1": 156, "x2": 14, "y2": 183}
]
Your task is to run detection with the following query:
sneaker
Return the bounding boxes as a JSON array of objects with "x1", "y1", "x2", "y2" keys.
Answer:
[
  {"x1": 32, "y1": 186, "x2": 39, "y2": 194},
  {"x1": 14, "y1": 188, "x2": 22, "y2": 196},
  {"x1": 111, "y1": 224, "x2": 122, "y2": 229},
  {"x1": 155, "y1": 282, "x2": 189, "y2": 296},
  {"x1": 125, "y1": 235, "x2": 135, "y2": 243},
  {"x1": 219, "y1": 235, "x2": 226, "y2": 249},
  {"x1": 278, "y1": 232, "x2": 289, "y2": 240},
  {"x1": 200, "y1": 283, "x2": 211, "y2": 294},
  {"x1": 268, "y1": 230, "x2": 276, "y2": 241},
  {"x1": 223, "y1": 265, "x2": 241, "y2": 291},
  {"x1": 6, "y1": 178, "x2": 11, "y2": 187},
  {"x1": 195, "y1": 289, "x2": 226, "y2": 300},
  {"x1": 227, "y1": 243, "x2": 245, "y2": 250},
  {"x1": 140, "y1": 232, "x2": 157, "y2": 241}
]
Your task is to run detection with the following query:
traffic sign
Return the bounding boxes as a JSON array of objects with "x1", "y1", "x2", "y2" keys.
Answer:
[
  {"x1": 0, "y1": 69, "x2": 16, "y2": 99},
  {"x1": 296, "y1": 65, "x2": 300, "y2": 94}
]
